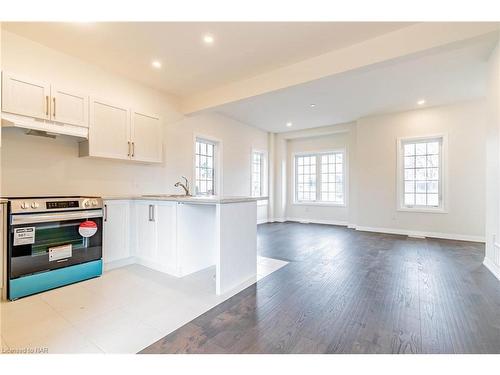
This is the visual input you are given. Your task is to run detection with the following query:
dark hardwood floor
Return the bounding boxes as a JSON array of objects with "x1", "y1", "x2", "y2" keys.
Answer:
[{"x1": 140, "y1": 222, "x2": 500, "y2": 354}]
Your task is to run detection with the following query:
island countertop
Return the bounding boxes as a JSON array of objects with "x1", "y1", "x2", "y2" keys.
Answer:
[{"x1": 102, "y1": 195, "x2": 268, "y2": 205}]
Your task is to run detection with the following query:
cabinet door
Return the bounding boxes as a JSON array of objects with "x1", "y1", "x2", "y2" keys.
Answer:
[
  {"x1": 103, "y1": 201, "x2": 130, "y2": 264},
  {"x1": 156, "y1": 202, "x2": 178, "y2": 275},
  {"x1": 51, "y1": 86, "x2": 89, "y2": 127},
  {"x1": 88, "y1": 98, "x2": 130, "y2": 160},
  {"x1": 131, "y1": 111, "x2": 162, "y2": 163},
  {"x1": 1, "y1": 72, "x2": 50, "y2": 120},
  {"x1": 134, "y1": 202, "x2": 158, "y2": 261}
]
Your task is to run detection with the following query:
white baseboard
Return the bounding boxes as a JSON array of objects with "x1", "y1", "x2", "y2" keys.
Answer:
[
  {"x1": 103, "y1": 256, "x2": 135, "y2": 271},
  {"x1": 483, "y1": 256, "x2": 500, "y2": 280},
  {"x1": 285, "y1": 217, "x2": 348, "y2": 227},
  {"x1": 257, "y1": 218, "x2": 269, "y2": 224},
  {"x1": 266, "y1": 217, "x2": 286, "y2": 223},
  {"x1": 354, "y1": 225, "x2": 485, "y2": 243}
]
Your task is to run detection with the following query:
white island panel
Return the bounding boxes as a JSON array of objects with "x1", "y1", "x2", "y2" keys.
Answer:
[{"x1": 215, "y1": 201, "x2": 257, "y2": 295}]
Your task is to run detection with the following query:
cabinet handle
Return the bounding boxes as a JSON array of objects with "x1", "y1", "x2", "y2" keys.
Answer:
[
  {"x1": 149, "y1": 204, "x2": 155, "y2": 222},
  {"x1": 104, "y1": 204, "x2": 108, "y2": 222},
  {"x1": 45, "y1": 96, "x2": 49, "y2": 116},
  {"x1": 127, "y1": 141, "x2": 131, "y2": 157},
  {"x1": 52, "y1": 97, "x2": 56, "y2": 118},
  {"x1": 132, "y1": 142, "x2": 135, "y2": 157}
]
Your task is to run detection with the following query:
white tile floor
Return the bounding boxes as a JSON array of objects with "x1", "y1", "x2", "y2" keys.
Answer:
[{"x1": 0, "y1": 256, "x2": 288, "y2": 354}]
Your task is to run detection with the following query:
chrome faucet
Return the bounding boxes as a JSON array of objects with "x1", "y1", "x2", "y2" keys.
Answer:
[{"x1": 174, "y1": 176, "x2": 191, "y2": 196}]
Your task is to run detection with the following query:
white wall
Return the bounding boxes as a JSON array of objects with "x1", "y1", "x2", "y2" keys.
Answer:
[
  {"x1": 355, "y1": 101, "x2": 486, "y2": 241},
  {"x1": 0, "y1": 31, "x2": 268, "y2": 200},
  {"x1": 271, "y1": 101, "x2": 487, "y2": 242},
  {"x1": 484, "y1": 38, "x2": 500, "y2": 279}
]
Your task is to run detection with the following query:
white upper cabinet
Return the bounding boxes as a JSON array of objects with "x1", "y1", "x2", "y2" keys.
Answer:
[
  {"x1": 85, "y1": 98, "x2": 131, "y2": 160},
  {"x1": 2, "y1": 72, "x2": 162, "y2": 164},
  {"x1": 131, "y1": 110, "x2": 162, "y2": 163},
  {"x1": 1, "y1": 72, "x2": 89, "y2": 133},
  {"x1": 51, "y1": 86, "x2": 89, "y2": 127},
  {"x1": 2, "y1": 73, "x2": 51, "y2": 120},
  {"x1": 80, "y1": 100, "x2": 162, "y2": 163}
]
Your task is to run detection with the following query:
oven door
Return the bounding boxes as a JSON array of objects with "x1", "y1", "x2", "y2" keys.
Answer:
[{"x1": 9, "y1": 209, "x2": 103, "y2": 279}]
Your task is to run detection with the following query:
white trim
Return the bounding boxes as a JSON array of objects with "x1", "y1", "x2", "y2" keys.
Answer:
[
  {"x1": 103, "y1": 256, "x2": 135, "y2": 271},
  {"x1": 292, "y1": 201, "x2": 346, "y2": 208},
  {"x1": 270, "y1": 217, "x2": 286, "y2": 223},
  {"x1": 354, "y1": 225, "x2": 485, "y2": 243},
  {"x1": 193, "y1": 133, "x2": 223, "y2": 196},
  {"x1": 292, "y1": 148, "x2": 348, "y2": 207},
  {"x1": 396, "y1": 134, "x2": 449, "y2": 213},
  {"x1": 257, "y1": 218, "x2": 269, "y2": 225},
  {"x1": 396, "y1": 207, "x2": 447, "y2": 214},
  {"x1": 250, "y1": 148, "x2": 268, "y2": 198},
  {"x1": 483, "y1": 257, "x2": 500, "y2": 280},
  {"x1": 285, "y1": 217, "x2": 349, "y2": 226}
]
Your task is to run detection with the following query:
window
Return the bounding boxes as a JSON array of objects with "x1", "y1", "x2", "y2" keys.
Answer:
[
  {"x1": 320, "y1": 152, "x2": 344, "y2": 204},
  {"x1": 294, "y1": 150, "x2": 345, "y2": 205},
  {"x1": 251, "y1": 151, "x2": 264, "y2": 197},
  {"x1": 295, "y1": 155, "x2": 317, "y2": 201},
  {"x1": 399, "y1": 136, "x2": 443, "y2": 210},
  {"x1": 195, "y1": 138, "x2": 216, "y2": 195}
]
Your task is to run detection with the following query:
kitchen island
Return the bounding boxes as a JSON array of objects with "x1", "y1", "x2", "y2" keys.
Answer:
[{"x1": 102, "y1": 195, "x2": 265, "y2": 295}]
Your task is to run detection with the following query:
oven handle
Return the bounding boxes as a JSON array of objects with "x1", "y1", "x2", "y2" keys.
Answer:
[{"x1": 11, "y1": 209, "x2": 103, "y2": 225}]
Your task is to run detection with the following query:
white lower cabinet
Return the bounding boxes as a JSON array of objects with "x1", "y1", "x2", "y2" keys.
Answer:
[
  {"x1": 102, "y1": 200, "x2": 131, "y2": 268},
  {"x1": 132, "y1": 201, "x2": 179, "y2": 275},
  {"x1": 103, "y1": 200, "x2": 211, "y2": 278}
]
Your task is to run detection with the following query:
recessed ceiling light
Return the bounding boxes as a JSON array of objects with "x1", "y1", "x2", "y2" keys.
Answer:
[
  {"x1": 310, "y1": 104, "x2": 316, "y2": 108},
  {"x1": 286, "y1": 122, "x2": 293, "y2": 128},
  {"x1": 151, "y1": 60, "x2": 162, "y2": 69},
  {"x1": 203, "y1": 34, "x2": 215, "y2": 44},
  {"x1": 417, "y1": 99, "x2": 426, "y2": 105}
]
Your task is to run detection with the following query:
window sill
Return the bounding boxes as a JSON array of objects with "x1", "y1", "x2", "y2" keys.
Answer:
[
  {"x1": 293, "y1": 201, "x2": 346, "y2": 208},
  {"x1": 397, "y1": 207, "x2": 447, "y2": 214}
]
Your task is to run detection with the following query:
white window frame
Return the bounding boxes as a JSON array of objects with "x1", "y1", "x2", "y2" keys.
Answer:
[
  {"x1": 193, "y1": 134, "x2": 222, "y2": 196},
  {"x1": 396, "y1": 134, "x2": 448, "y2": 213},
  {"x1": 292, "y1": 149, "x2": 348, "y2": 207},
  {"x1": 250, "y1": 149, "x2": 268, "y2": 204}
]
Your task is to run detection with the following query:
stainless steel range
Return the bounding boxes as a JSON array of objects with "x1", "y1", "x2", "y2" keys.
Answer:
[{"x1": 4, "y1": 196, "x2": 104, "y2": 300}]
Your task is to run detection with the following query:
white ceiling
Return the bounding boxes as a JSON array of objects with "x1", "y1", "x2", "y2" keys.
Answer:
[
  {"x1": 213, "y1": 35, "x2": 497, "y2": 133},
  {"x1": 2, "y1": 22, "x2": 413, "y2": 97}
]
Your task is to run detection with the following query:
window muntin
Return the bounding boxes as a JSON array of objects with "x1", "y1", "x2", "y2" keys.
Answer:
[
  {"x1": 195, "y1": 139, "x2": 215, "y2": 196},
  {"x1": 320, "y1": 153, "x2": 344, "y2": 204},
  {"x1": 401, "y1": 138, "x2": 442, "y2": 208},
  {"x1": 251, "y1": 151, "x2": 263, "y2": 197},
  {"x1": 295, "y1": 151, "x2": 345, "y2": 205},
  {"x1": 296, "y1": 155, "x2": 317, "y2": 202}
]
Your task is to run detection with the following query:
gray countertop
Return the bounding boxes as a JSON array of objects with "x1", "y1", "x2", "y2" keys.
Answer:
[{"x1": 102, "y1": 195, "x2": 268, "y2": 205}]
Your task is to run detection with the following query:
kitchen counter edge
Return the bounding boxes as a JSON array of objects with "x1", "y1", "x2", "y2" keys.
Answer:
[{"x1": 101, "y1": 196, "x2": 268, "y2": 205}]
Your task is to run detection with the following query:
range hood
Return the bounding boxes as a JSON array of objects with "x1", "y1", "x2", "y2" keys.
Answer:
[{"x1": 1, "y1": 112, "x2": 88, "y2": 139}]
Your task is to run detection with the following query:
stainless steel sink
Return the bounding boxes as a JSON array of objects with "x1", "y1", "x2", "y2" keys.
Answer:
[{"x1": 142, "y1": 194, "x2": 191, "y2": 198}]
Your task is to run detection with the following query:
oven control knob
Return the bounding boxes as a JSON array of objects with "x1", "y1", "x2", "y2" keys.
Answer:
[
  {"x1": 31, "y1": 202, "x2": 40, "y2": 209},
  {"x1": 91, "y1": 200, "x2": 98, "y2": 207},
  {"x1": 83, "y1": 200, "x2": 90, "y2": 208},
  {"x1": 20, "y1": 202, "x2": 29, "y2": 209}
]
